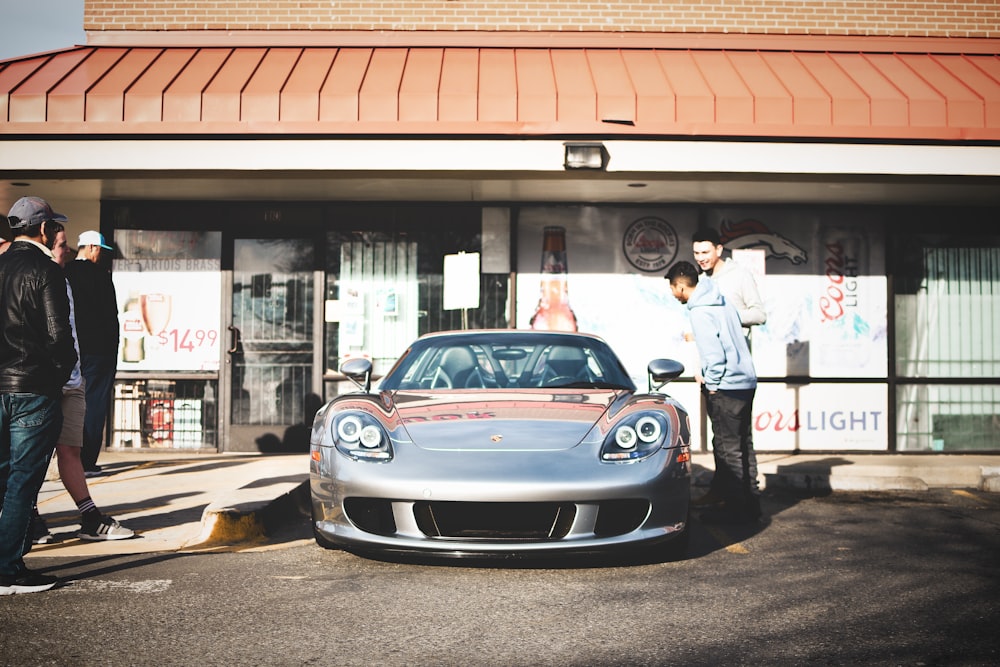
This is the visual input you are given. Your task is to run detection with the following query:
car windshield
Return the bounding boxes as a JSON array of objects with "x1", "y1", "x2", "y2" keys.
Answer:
[{"x1": 378, "y1": 332, "x2": 635, "y2": 391}]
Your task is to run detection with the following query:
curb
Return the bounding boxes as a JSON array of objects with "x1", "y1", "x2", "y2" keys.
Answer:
[
  {"x1": 750, "y1": 455, "x2": 999, "y2": 494},
  {"x1": 763, "y1": 472, "x2": 931, "y2": 493},
  {"x1": 193, "y1": 481, "x2": 310, "y2": 547},
  {"x1": 982, "y1": 467, "x2": 1000, "y2": 493}
]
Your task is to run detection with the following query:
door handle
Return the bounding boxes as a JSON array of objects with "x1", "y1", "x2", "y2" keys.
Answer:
[{"x1": 227, "y1": 325, "x2": 243, "y2": 355}]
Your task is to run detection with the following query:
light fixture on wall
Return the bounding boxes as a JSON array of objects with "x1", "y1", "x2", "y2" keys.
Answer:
[{"x1": 563, "y1": 142, "x2": 608, "y2": 170}]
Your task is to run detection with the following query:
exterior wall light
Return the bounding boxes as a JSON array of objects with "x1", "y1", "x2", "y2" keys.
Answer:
[{"x1": 564, "y1": 142, "x2": 609, "y2": 170}]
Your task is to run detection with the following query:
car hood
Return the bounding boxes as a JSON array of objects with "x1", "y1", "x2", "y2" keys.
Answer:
[{"x1": 389, "y1": 389, "x2": 624, "y2": 452}]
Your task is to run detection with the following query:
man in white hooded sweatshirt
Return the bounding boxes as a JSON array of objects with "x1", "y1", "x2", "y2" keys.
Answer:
[{"x1": 667, "y1": 260, "x2": 762, "y2": 524}]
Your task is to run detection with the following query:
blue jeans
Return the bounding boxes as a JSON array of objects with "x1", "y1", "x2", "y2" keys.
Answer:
[
  {"x1": 80, "y1": 353, "x2": 116, "y2": 470},
  {"x1": 704, "y1": 388, "x2": 761, "y2": 513},
  {"x1": 0, "y1": 392, "x2": 62, "y2": 576}
]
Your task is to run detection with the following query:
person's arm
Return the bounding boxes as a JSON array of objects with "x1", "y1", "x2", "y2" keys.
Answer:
[
  {"x1": 715, "y1": 260, "x2": 766, "y2": 328},
  {"x1": 690, "y1": 310, "x2": 725, "y2": 391},
  {"x1": 42, "y1": 265, "x2": 77, "y2": 386},
  {"x1": 103, "y1": 275, "x2": 121, "y2": 347},
  {"x1": 737, "y1": 269, "x2": 767, "y2": 327}
]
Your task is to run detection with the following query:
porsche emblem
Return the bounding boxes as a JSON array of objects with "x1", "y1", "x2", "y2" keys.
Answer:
[{"x1": 490, "y1": 434, "x2": 503, "y2": 442}]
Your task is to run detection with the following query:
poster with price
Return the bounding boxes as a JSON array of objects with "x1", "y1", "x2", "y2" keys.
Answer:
[{"x1": 113, "y1": 271, "x2": 223, "y2": 372}]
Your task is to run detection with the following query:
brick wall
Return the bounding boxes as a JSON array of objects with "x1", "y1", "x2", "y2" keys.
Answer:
[{"x1": 84, "y1": 1, "x2": 1000, "y2": 39}]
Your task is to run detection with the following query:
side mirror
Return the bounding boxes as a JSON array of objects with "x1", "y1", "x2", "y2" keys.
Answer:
[
  {"x1": 340, "y1": 357, "x2": 374, "y2": 393},
  {"x1": 647, "y1": 358, "x2": 684, "y2": 392}
]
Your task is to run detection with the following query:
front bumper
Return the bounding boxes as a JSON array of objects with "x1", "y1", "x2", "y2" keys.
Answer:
[{"x1": 310, "y1": 443, "x2": 690, "y2": 558}]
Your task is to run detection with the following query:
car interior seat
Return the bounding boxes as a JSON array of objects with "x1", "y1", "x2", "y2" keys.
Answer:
[
  {"x1": 438, "y1": 346, "x2": 483, "y2": 388},
  {"x1": 545, "y1": 345, "x2": 590, "y2": 384}
]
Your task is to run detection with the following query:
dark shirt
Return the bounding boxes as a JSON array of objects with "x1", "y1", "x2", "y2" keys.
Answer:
[{"x1": 65, "y1": 257, "x2": 120, "y2": 356}]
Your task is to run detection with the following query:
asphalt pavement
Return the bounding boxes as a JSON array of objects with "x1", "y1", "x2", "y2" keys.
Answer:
[{"x1": 25, "y1": 448, "x2": 1000, "y2": 561}]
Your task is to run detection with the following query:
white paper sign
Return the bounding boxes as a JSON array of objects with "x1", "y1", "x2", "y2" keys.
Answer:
[{"x1": 443, "y1": 252, "x2": 480, "y2": 311}]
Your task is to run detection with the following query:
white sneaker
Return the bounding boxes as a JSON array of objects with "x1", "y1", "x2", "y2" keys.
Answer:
[{"x1": 78, "y1": 515, "x2": 136, "y2": 541}]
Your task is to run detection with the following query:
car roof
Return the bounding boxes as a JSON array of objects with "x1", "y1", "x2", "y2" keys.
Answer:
[{"x1": 416, "y1": 329, "x2": 608, "y2": 343}]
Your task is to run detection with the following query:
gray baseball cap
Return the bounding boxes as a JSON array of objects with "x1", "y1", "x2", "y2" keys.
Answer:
[{"x1": 7, "y1": 196, "x2": 67, "y2": 229}]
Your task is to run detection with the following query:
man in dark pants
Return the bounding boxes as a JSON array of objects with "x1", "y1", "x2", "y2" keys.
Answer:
[
  {"x1": 689, "y1": 226, "x2": 767, "y2": 508},
  {"x1": 0, "y1": 196, "x2": 77, "y2": 594},
  {"x1": 666, "y1": 260, "x2": 762, "y2": 524},
  {"x1": 66, "y1": 230, "x2": 119, "y2": 477}
]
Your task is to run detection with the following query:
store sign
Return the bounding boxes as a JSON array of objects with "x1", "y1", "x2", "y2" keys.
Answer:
[
  {"x1": 113, "y1": 271, "x2": 222, "y2": 372},
  {"x1": 753, "y1": 383, "x2": 888, "y2": 450}
]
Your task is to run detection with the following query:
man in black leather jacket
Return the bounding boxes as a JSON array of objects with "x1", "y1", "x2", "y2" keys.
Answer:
[{"x1": 0, "y1": 196, "x2": 77, "y2": 595}]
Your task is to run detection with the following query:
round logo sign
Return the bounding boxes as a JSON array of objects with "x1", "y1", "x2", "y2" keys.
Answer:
[{"x1": 622, "y1": 216, "x2": 679, "y2": 272}]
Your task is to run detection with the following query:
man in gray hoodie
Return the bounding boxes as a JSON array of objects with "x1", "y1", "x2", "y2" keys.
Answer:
[{"x1": 666, "y1": 260, "x2": 762, "y2": 524}]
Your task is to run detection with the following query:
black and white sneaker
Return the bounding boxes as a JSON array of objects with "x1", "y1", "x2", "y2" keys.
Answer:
[
  {"x1": 0, "y1": 570, "x2": 59, "y2": 595},
  {"x1": 78, "y1": 515, "x2": 136, "y2": 541},
  {"x1": 31, "y1": 512, "x2": 53, "y2": 545}
]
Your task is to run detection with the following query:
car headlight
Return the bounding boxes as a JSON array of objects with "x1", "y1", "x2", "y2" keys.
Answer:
[
  {"x1": 601, "y1": 413, "x2": 669, "y2": 462},
  {"x1": 332, "y1": 412, "x2": 393, "y2": 462}
]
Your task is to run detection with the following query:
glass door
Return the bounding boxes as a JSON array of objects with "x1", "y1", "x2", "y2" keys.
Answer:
[{"x1": 225, "y1": 237, "x2": 320, "y2": 451}]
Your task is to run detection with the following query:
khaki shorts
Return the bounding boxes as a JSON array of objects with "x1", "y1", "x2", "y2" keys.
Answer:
[{"x1": 58, "y1": 383, "x2": 86, "y2": 448}]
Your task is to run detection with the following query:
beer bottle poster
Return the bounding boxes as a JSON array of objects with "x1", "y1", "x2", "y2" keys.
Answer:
[
  {"x1": 515, "y1": 206, "x2": 700, "y2": 383},
  {"x1": 113, "y1": 271, "x2": 223, "y2": 372}
]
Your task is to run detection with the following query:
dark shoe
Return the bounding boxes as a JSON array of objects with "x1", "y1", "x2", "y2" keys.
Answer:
[
  {"x1": 0, "y1": 569, "x2": 59, "y2": 595},
  {"x1": 31, "y1": 512, "x2": 53, "y2": 545},
  {"x1": 691, "y1": 489, "x2": 725, "y2": 507},
  {"x1": 83, "y1": 465, "x2": 103, "y2": 478}
]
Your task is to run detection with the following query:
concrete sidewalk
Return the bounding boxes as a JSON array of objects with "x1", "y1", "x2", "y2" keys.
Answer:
[
  {"x1": 25, "y1": 449, "x2": 1000, "y2": 561},
  {"x1": 28, "y1": 451, "x2": 311, "y2": 559}
]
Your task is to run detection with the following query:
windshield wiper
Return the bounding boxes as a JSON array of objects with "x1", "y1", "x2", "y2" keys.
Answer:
[{"x1": 549, "y1": 381, "x2": 629, "y2": 390}]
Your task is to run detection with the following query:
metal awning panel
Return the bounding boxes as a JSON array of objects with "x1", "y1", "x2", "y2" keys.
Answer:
[
  {"x1": 1, "y1": 44, "x2": 999, "y2": 140},
  {"x1": 478, "y1": 49, "x2": 516, "y2": 122},
  {"x1": 243, "y1": 48, "x2": 302, "y2": 123}
]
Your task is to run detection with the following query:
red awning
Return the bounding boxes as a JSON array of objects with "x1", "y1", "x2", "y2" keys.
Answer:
[{"x1": 1, "y1": 44, "x2": 999, "y2": 140}]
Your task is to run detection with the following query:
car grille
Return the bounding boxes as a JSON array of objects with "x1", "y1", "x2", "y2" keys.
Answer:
[
  {"x1": 344, "y1": 497, "x2": 397, "y2": 536},
  {"x1": 593, "y1": 499, "x2": 651, "y2": 536},
  {"x1": 343, "y1": 498, "x2": 651, "y2": 540},
  {"x1": 414, "y1": 501, "x2": 577, "y2": 539}
]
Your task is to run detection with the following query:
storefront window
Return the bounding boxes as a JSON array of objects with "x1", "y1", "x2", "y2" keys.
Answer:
[
  {"x1": 113, "y1": 230, "x2": 223, "y2": 372},
  {"x1": 513, "y1": 205, "x2": 892, "y2": 452},
  {"x1": 895, "y1": 246, "x2": 1000, "y2": 378},
  {"x1": 111, "y1": 230, "x2": 223, "y2": 450},
  {"x1": 894, "y1": 231, "x2": 1000, "y2": 451},
  {"x1": 321, "y1": 206, "x2": 509, "y2": 395},
  {"x1": 897, "y1": 384, "x2": 1000, "y2": 452}
]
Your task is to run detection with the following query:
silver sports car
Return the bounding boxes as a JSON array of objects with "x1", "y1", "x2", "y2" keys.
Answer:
[{"x1": 309, "y1": 330, "x2": 692, "y2": 560}]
